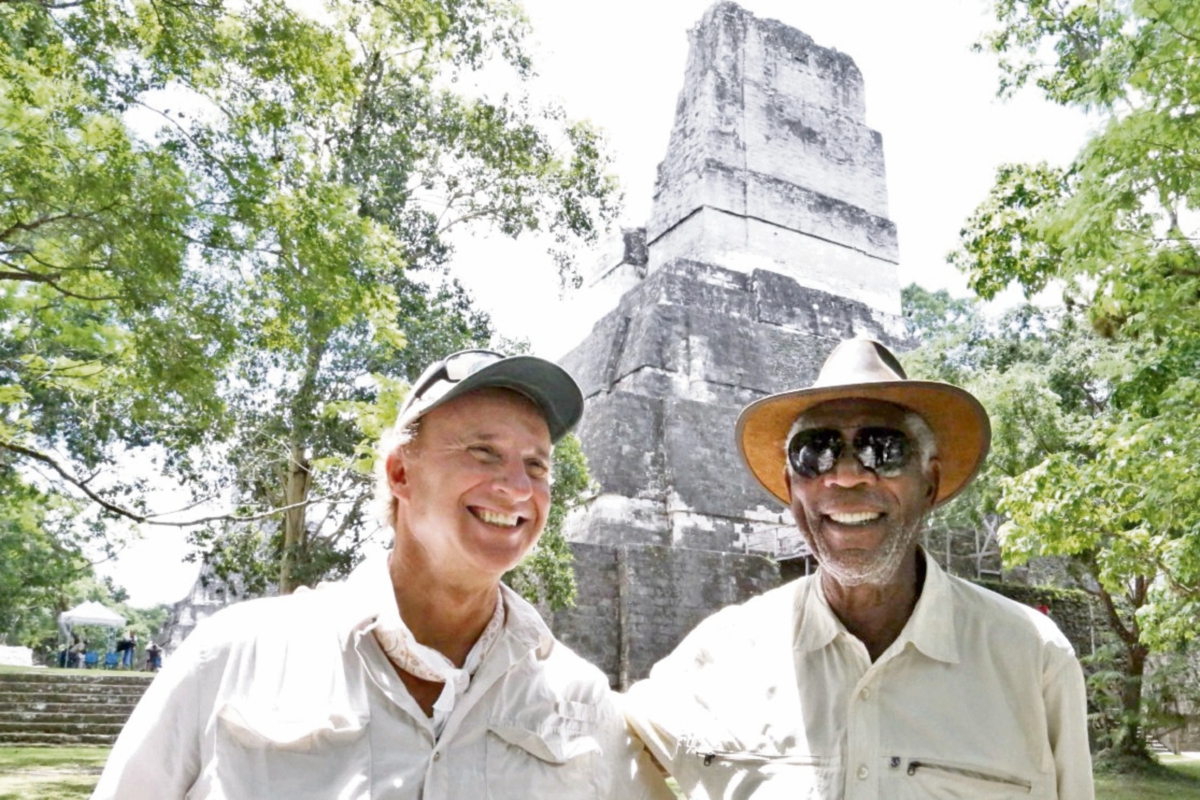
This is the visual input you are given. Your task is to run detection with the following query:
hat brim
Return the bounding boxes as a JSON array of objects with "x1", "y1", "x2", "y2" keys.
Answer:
[
  {"x1": 403, "y1": 356, "x2": 584, "y2": 443},
  {"x1": 736, "y1": 381, "x2": 991, "y2": 507}
]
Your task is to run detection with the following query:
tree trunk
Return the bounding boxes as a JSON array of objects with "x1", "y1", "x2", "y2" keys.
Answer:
[
  {"x1": 1090, "y1": 566, "x2": 1153, "y2": 761},
  {"x1": 278, "y1": 442, "x2": 311, "y2": 595},
  {"x1": 277, "y1": 322, "x2": 324, "y2": 595},
  {"x1": 1118, "y1": 640, "x2": 1150, "y2": 758}
]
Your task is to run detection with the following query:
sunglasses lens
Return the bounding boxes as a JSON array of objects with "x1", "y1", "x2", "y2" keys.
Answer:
[
  {"x1": 853, "y1": 427, "x2": 911, "y2": 476},
  {"x1": 787, "y1": 429, "x2": 843, "y2": 478},
  {"x1": 788, "y1": 427, "x2": 913, "y2": 479},
  {"x1": 443, "y1": 350, "x2": 504, "y2": 382}
]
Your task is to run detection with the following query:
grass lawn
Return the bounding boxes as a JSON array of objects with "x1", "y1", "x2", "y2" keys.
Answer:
[
  {"x1": 1094, "y1": 756, "x2": 1200, "y2": 800},
  {"x1": 1, "y1": 746, "x2": 1198, "y2": 798},
  {"x1": 0, "y1": 665, "x2": 153, "y2": 677},
  {"x1": 0, "y1": 748, "x2": 110, "y2": 800}
]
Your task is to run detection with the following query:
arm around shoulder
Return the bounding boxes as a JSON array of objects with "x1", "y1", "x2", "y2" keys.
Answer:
[{"x1": 599, "y1": 690, "x2": 676, "y2": 800}]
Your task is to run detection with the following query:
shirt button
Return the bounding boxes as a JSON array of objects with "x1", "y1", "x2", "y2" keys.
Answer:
[
  {"x1": 860, "y1": 687, "x2": 871, "y2": 700},
  {"x1": 432, "y1": 752, "x2": 441, "y2": 761},
  {"x1": 857, "y1": 765, "x2": 869, "y2": 780}
]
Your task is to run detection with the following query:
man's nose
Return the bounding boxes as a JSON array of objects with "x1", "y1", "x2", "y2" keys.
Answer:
[
  {"x1": 822, "y1": 448, "x2": 875, "y2": 489},
  {"x1": 493, "y1": 459, "x2": 534, "y2": 499}
]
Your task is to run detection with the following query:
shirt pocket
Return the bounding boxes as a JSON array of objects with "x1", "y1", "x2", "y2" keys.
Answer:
[
  {"x1": 209, "y1": 702, "x2": 371, "y2": 799},
  {"x1": 895, "y1": 758, "x2": 1040, "y2": 799},
  {"x1": 486, "y1": 699, "x2": 603, "y2": 800},
  {"x1": 681, "y1": 745, "x2": 839, "y2": 799}
]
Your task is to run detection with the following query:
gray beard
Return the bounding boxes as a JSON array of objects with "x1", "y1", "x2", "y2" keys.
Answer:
[{"x1": 811, "y1": 516, "x2": 923, "y2": 588}]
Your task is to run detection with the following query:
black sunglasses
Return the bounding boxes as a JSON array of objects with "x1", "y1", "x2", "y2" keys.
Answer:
[
  {"x1": 410, "y1": 349, "x2": 506, "y2": 401},
  {"x1": 787, "y1": 427, "x2": 913, "y2": 479}
]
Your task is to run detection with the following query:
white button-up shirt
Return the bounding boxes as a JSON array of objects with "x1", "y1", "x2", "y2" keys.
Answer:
[
  {"x1": 94, "y1": 556, "x2": 673, "y2": 800},
  {"x1": 625, "y1": 552, "x2": 1094, "y2": 799}
]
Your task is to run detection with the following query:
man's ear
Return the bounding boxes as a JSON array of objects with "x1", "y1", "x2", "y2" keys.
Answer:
[
  {"x1": 924, "y1": 458, "x2": 941, "y2": 504},
  {"x1": 386, "y1": 448, "x2": 412, "y2": 499}
]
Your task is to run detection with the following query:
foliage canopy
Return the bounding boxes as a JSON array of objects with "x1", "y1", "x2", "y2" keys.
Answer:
[{"x1": 1, "y1": 0, "x2": 614, "y2": 602}]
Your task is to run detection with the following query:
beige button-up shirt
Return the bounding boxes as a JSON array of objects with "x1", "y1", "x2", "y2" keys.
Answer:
[
  {"x1": 625, "y1": 552, "x2": 1094, "y2": 799},
  {"x1": 94, "y1": 556, "x2": 672, "y2": 800}
]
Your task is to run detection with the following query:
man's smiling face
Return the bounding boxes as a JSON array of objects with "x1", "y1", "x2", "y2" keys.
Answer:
[
  {"x1": 390, "y1": 387, "x2": 552, "y2": 584},
  {"x1": 784, "y1": 399, "x2": 939, "y2": 589}
]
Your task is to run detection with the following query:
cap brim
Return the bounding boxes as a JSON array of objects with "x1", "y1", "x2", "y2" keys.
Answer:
[
  {"x1": 736, "y1": 381, "x2": 991, "y2": 507},
  {"x1": 404, "y1": 356, "x2": 584, "y2": 443}
]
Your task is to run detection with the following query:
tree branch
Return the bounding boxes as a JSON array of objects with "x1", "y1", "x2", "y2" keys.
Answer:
[{"x1": 1, "y1": 439, "x2": 357, "y2": 528}]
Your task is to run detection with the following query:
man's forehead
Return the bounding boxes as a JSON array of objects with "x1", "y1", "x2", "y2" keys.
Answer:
[
  {"x1": 421, "y1": 387, "x2": 552, "y2": 449},
  {"x1": 794, "y1": 398, "x2": 913, "y2": 429}
]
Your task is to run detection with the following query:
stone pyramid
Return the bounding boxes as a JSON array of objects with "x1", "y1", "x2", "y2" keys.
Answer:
[{"x1": 560, "y1": 1, "x2": 905, "y2": 561}]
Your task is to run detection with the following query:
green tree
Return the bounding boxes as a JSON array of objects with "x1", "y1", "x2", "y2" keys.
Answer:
[
  {"x1": 0, "y1": 473, "x2": 91, "y2": 648},
  {"x1": 903, "y1": 285, "x2": 1177, "y2": 758},
  {"x1": 938, "y1": 0, "x2": 1200, "y2": 762},
  {"x1": 2, "y1": 0, "x2": 617, "y2": 597}
]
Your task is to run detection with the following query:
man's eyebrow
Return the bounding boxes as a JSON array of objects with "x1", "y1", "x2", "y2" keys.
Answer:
[{"x1": 460, "y1": 430, "x2": 552, "y2": 460}]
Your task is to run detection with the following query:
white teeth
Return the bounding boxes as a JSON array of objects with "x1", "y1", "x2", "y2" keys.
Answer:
[
  {"x1": 829, "y1": 511, "x2": 883, "y2": 525},
  {"x1": 476, "y1": 510, "x2": 520, "y2": 528}
]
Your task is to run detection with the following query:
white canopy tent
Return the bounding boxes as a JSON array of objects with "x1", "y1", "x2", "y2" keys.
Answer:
[{"x1": 59, "y1": 601, "x2": 125, "y2": 630}]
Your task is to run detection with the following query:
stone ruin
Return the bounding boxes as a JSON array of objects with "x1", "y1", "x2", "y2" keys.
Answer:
[{"x1": 547, "y1": 1, "x2": 907, "y2": 687}]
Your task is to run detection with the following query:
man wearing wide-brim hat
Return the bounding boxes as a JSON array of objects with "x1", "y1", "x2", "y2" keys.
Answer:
[{"x1": 625, "y1": 338, "x2": 1094, "y2": 799}]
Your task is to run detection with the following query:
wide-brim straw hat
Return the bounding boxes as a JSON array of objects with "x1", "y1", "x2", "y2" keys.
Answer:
[{"x1": 736, "y1": 338, "x2": 991, "y2": 507}]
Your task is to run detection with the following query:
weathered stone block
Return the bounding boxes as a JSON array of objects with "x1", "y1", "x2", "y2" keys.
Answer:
[
  {"x1": 649, "y1": 208, "x2": 902, "y2": 315},
  {"x1": 661, "y1": 398, "x2": 765, "y2": 520},
  {"x1": 622, "y1": 545, "x2": 779, "y2": 681},
  {"x1": 566, "y1": 496, "x2": 671, "y2": 548},
  {"x1": 572, "y1": 392, "x2": 665, "y2": 499},
  {"x1": 752, "y1": 270, "x2": 905, "y2": 346},
  {"x1": 624, "y1": 258, "x2": 754, "y2": 319},
  {"x1": 614, "y1": 304, "x2": 689, "y2": 379},
  {"x1": 548, "y1": 543, "x2": 621, "y2": 684}
]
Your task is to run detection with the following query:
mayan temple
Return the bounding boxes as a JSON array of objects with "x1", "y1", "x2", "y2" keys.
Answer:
[{"x1": 549, "y1": 2, "x2": 906, "y2": 687}]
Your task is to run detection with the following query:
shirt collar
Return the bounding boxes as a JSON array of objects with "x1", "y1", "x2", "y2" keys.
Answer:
[
  {"x1": 793, "y1": 576, "x2": 841, "y2": 653},
  {"x1": 896, "y1": 549, "x2": 959, "y2": 664},
  {"x1": 496, "y1": 582, "x2": 555, "y2": 659},
  {"x1": 792, "y1": 548, "x2": 960, "y2": 665},
  {"x1": 339, "y1": 553, "x2": 553, "y2": 660}
]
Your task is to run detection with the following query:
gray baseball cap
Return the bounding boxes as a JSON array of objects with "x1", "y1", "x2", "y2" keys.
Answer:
[{"x1": 396, "y1": 349, "x2": 584, "y2": 443}]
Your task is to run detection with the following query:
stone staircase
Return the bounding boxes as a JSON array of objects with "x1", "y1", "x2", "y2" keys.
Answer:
[{"x1": 0, "y1": 670, "x2": 153, "y2": 746}]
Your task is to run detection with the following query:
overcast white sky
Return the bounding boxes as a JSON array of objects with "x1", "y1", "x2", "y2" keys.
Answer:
[
  {"x1": 451, "y1": 0, "x2": 1094, "y2": 357},
  {"x1": 100, "y1": 0, "x2": 1094, "y2": 607}
]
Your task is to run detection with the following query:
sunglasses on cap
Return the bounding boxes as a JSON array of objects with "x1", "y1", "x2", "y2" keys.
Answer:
[
  {"x1": 787, "y1": 427, "x2": 914, "y2": 479},
  {"x1": 409, "y1": 349, "x2": 506, "y2": 401}
]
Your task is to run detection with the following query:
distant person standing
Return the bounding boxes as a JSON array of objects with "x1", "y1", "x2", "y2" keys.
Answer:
[
  {"x1": 118, "y1": 630, "x2": 137, "y2": 669},
  {"x1": 70, "y1": 637, "x2": 86, "y2": 669},
  {"x1": 145, "y1": 641, "x2": 162, "y2": 672}
]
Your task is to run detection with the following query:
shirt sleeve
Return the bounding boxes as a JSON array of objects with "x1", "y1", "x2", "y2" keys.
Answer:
[
  {"x1": 91, "y1": 627, "x2": 213, "y2": 800},
  {"x1": 1043, "y1": 646, "x2": 1095, "y2": 800}
]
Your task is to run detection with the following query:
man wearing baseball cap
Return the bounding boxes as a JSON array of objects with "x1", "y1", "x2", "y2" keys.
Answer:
[
  {"x1": 625, "y1": 338, "x2": 1093, "y2": 799},
  {"x1": 97, "y1": 349, "x2": 672, "y2": 799}
]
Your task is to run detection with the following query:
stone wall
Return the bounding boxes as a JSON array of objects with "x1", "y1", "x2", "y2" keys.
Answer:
[
  {"x1": 562, "y1": 257, "x2": 903, "y2": 558},
  {"x1": 551, "y1": 542, "x2": 779, "y2": 689},
  {"x1": 548, "y1": 543, "x2": 622, "y2": 683}
]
